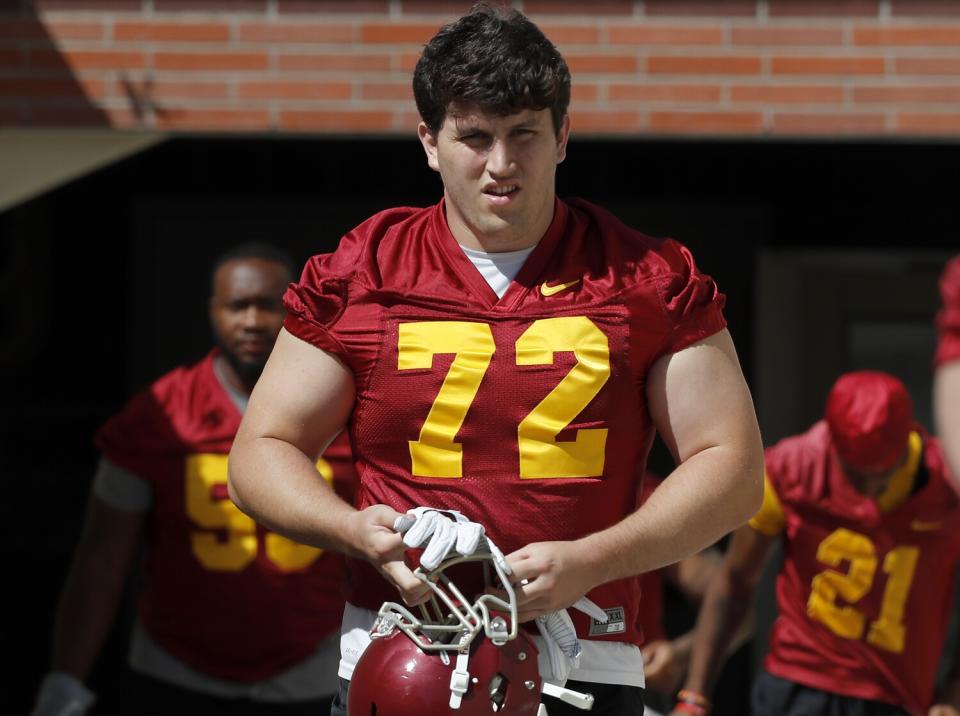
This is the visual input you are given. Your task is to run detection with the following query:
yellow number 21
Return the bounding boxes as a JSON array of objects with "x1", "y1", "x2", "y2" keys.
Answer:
[{"x1": 807, "y1": 527, "x2": 919, "y2": 653}]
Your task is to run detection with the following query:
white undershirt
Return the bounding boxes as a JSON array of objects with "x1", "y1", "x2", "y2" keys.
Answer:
[{"x1": 459, "y1": 243, "x2": 536, "y2": 298}]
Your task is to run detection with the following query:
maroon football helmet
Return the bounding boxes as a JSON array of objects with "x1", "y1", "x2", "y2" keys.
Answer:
[{"x1": 348, "y1": 551, "x2": 542, "y2": 715}]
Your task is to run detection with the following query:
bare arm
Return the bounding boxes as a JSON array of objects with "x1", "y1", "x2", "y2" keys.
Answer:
[
  {"x1": 508, "y1": 329, "x2": 765, "y2": 619},
  {"x1": 228, "y1": 328, "x2": 427, "y2": 601},
  {"x1": 51, "y1": 497, "x2": 146, "y2": 680},
  {"x1": 677, "y1": 524, "x2": 774, "y2": 702},
  {"x1": 935, "y1": 361, "x2": 960, "y2": 485}
]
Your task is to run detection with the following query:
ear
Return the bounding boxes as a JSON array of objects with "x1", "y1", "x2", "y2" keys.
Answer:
[
  {"x1": 418, "y1": 121, "x2": 441, "y2": 173},
  {"x1": 555, "y1": 114, "x2": 571, "y2": 164}
]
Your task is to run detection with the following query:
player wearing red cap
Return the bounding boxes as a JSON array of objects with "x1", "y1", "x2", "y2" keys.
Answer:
[
  {"x1": 934, "y1": 256, "x2": 960, "y2": 483},
  {"x1": 672, "y1": 371, "x2": 960, "y2": 716}
]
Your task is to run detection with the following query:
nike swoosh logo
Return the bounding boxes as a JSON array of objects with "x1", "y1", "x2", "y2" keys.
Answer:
[
  {"x1": 541, "y1": 279, "x2": 581, "y2": 296},
  {"x1": 911, "y1": 520, "x2": 942, "y2": 531}
]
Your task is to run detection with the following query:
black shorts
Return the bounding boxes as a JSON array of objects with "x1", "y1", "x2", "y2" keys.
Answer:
[
  {"x1": 333, "y1": 676, "x2": 644, "y2": 716},
  {"x1": 752, "y1": 670, "x2": 909, "y2": 716}
]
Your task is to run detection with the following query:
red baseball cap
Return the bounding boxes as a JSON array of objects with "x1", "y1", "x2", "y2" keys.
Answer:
[{"x1": 825, "y1": 370, "x2": 913, "y2": 473}]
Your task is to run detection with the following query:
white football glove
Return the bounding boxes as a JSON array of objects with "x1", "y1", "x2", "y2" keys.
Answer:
[
  {"x1": 393, "y1": 507, "x2": 486, "y2": 571},
  {"x1": 536, "y1": 597, "x2": 609, "y2": 683},
  {"x1": 31, "y1": 672, "x2": 95, "y2": 716}
]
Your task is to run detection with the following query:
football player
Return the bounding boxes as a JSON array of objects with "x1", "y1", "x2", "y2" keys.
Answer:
[
  {"x1": 935, "y1": 256, "x2": 960, "y2": 483},
  {"x1": 228, "y1": 5, "x2": 764, "y2": 715},
  {"x1": 32, "y1": 244, "x2": 355, "y2": 716},
  {"x1": 672, "y1": 371, "x2": 960, "y2": 716}
]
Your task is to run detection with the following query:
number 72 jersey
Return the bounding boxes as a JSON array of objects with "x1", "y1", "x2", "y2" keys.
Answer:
[
  {"x1": 284, "y1": 197, "x2": 728, "y2": 644},
  {"x1": 756, "y1": 422, "x2": 960, "y2": 714}
]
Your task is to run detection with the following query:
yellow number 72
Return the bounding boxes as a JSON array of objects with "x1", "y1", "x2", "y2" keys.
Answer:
[{"x1": 397, "y1": 317, "x2": 610, "y2": 479}]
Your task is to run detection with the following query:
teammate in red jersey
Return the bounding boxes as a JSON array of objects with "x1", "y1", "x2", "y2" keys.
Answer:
[
  {"x1": 32, "y1": 244, "x2": 355, "y2": 716},
  {"x1": 673, "y1": 371, "x2": 960, "y2": 716},
  {"x1": 228, "y1": 5, "x2": 763, "y2": 715},
  {"x1": 935, "y1": 256, "x2": 960, "y2": 483}
]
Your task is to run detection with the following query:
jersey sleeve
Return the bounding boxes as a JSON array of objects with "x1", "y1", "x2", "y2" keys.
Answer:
[
  {"x1": 936, "y1": 255, "x2": 960, "y2": 367},
  {"x1": 653, "y1": 239, "x2": 727, "y2": 357},
  {"x1": 748, "y1": 471, "x2": 786, "y2": 536},
  {"x1": 283, "y1": 253, "x2": 352, "y2": 360},
  {"x1": 92, "y1": 457, "x2": 153, "y2": 511},
  {"x1": 94, "y1": 385, "x2": 181, "y2": 483}
]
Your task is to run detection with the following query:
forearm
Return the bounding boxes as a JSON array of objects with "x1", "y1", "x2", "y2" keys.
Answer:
[
  {"x1": 229, "y1": 435, "x2": 358, "y2": 553},
  {"x1": 577, "y1": 445, "x2": 762, "y2": 585},
  {"x1": 51, "y1": 500, "x2": 144, "y2": 679},
  {"x1": 681, "y1": 569, "x2": 755, "y2": 696}
]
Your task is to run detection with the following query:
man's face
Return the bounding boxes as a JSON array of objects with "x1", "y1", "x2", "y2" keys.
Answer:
[
  {"x1": 209, "y1": 258, "x2": 290, "y2": 375},
  {"x1": 418, "y1": 106, "x2": 570, "y2": 251}
]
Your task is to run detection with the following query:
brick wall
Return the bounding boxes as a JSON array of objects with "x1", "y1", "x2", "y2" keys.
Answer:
[{"x1": 3, "y1": 0, "x2": 960, "y2": 136}]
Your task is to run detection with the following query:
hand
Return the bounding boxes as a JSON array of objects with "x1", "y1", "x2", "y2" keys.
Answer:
[
  {"x1": 31, "y1": 672, "x2": 95, "y2": 716},
  {"x1": 642, "y1": 639, "x2": 684, "y2": 695},
  {"x1": 345, "y1": 505, "x2": 430, "y2": 606},
  {"x1": 394, "y1": 507, "x2": 485, "y2": 570},
  {"x1": 505, "y1": 540, "x2": 596, "y2": 622}
]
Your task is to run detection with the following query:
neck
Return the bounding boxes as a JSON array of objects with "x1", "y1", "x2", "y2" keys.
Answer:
[
  {"x1": 214, "y1": 353, "x2": 257, "y2": 396},
  {"x1": 445, "y1": 195, "x2": 556, "y2": 253}
]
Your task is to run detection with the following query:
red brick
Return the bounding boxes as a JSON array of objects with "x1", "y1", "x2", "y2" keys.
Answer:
[
  {"x1": 608, "y1": 25, "x2": 724, "y2": 45},
  {"x1": 399, "y1": 1, "x2": 477, "y2": 14},
  {"x1": 524, "y1": 0, "x2": 634, "y2": 14},
  {"x1": 649, "y1": 110, "x2": 763, "y2": 133},
  {"x1": 278, "y1": 0, "x2": 388, "y2": 13},
  {"x1": 360, "y1": 81, "x2": 413, "y2": 101},
  {"x1": 32, "y1": 0, "x2": 141, "y2": 10},
  {"x1": 0, "y1": 18, "x2": 47, "y2": 40},
  {"x1": 895, "y1": 57, "x2": 960, "y2": 75},
  {"x1": 155, "y1": 52, "x2": 268, "y2": 71},
  {"x1": 566, "y1": 54, "x2": 639, "y2": 74},
  {"x1": 855, "y1": 26, "x2": 960, "y2": 46},
  {"x1": 772, "y1": 112, "x2": 886, "y2": 134},
  {"x1": 854, "y1": 85, "x2": 960, "y2": 103},
  {"x1": 280, "y1": 108, "x2": 393, "y2": 131},
  {"x1": 897, "y1": 112, "x2": 960, "y2": 132},
  {"x1": 114, "y1": 22, "x2": 230, "y2": 43},
  {"x1": 644, "y1": 1, "x2": 756, "y2": 17},
  {"x1": 0, "y1": 48, "x2": 21, "y2": 69},
  {"x1": 44, "y1": 22, "x2": 105, "y2": 41},
  {"x1": 539, "y1": 24, "x2": 601, "y2": 45},
  {"x1": 238, "y1": 23, "x2": 355, "y2": 43},
  {"x1": 608, "y1": 83, "x2": 722, "y2": 102},
  {"x1": 30, "y1": 48, "x2": 145, "y2": 70},
  {"x1": 398, "y1": 52, "x2": 421, "y2": 72},
  {"x1": 731, "y1": 27, "x2": 844, "y2": 46},
  {"x1": 571, "y1": 83, "x2": 599, "y2": 102},
  {"x1": 360, "y1": 23, "x2": 441, "y2": 44},
  {"x1": 772, "y1": 56, "x2": 885, "y2": 75},
  {"x1": 24, "y1": 105, "x2": 113, "y2": 127},
  {"x1": 649, "y1": 55, "x2": 761, "y2": 75},
  {"x1": 768, "y1": 0, "x2": 879, "y2": 17},
  {"x1": 238, "y1": 80, "x2": 351, "y2": 100},
  {"x1": 156, "y1": 107, "x2": 271, "y2": 130},
  {"x1": 278, "y1": 53, "x2": 391, "y2": 72},
  {"x1": 731, "y1": 84, "x2": 844, "y2": 103},
  {"x1": 569, "y1": 110, "x2": 642, "y2": 132},
  {"x1": 149, "y1": 80, "x2": 230, "y2": 100},
  {"x1": 0, "y1": 76, "x2": 105, "y2": 98},
  {"x1": 154, "y1": 0, "x2": 266, "y2": 11},
  {"x1": 891, "y1": 0, "x2": 960, "y2": 16}
]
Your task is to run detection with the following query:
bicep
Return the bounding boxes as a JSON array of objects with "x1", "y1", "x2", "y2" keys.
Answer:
[
  {"x1": 238, "y1": 328, "x2": 355, "y2": 459},
  {"x1": 647, "y1": 329, "x2": 761, "y2": 465}
]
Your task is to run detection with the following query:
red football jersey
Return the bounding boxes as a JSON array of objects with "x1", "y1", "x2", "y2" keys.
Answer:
[
  {"x1": 284, "y1": 198, "x2": 726, "y2": 645},
  {"x1": 936, "y1": 255, "x2": 960, "y2": 367},
  {"x1": 96, "y1": 351, "x2": 355, "y2": 681},
  {"x1": 761, "y1": 421, "x2": 960, "y2": 714}
]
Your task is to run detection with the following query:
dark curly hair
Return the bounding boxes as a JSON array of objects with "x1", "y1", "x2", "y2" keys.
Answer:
[{"x1": 413, "y1": 3, "x2": 571, "y2": 135}]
